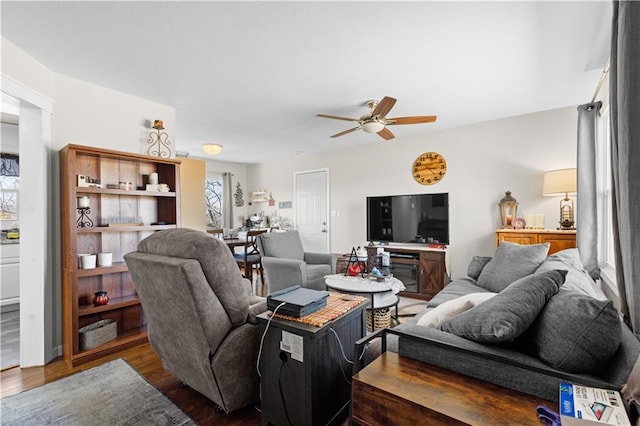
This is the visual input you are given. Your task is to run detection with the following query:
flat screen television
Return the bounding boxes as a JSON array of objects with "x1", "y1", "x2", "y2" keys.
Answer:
[{"x1": 366, "y1": 193, "x2": 449, "y2": 245}]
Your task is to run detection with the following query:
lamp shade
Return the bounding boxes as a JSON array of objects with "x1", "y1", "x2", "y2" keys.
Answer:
[
  {"x1": 202, "y1": 143, "x2": 223, "y2": 155},
  {"x1": 543, "y1": 168, "x2": 577, "y2": 196}
]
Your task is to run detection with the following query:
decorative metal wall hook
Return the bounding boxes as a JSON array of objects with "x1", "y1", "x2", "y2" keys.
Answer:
[{"x1": 147, "y1": 120, "x2": 172, "y2": 158}]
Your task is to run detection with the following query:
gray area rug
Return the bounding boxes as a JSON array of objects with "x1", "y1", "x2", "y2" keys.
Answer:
[{"x1": 1, "y1": 358, "x2": 195, "y2": 426}]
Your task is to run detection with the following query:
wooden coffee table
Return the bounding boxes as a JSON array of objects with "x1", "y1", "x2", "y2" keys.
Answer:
[{"x1": 352, "y1": 352, "x2": 557, "y2": 425}]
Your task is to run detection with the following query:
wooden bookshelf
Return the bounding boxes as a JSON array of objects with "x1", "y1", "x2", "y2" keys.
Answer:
[{"x1": 60, "y1": 144, "x2": 181, "y2": 366}]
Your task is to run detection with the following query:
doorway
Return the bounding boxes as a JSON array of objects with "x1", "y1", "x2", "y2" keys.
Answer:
[
  {"x1": 2, "y1": 75, "x2": 55, "y2": 367},
  {"x1": 294, "y1": 169, "x2": 329, "y2": 253},
  {"x1": 1, "y1": 94, "x2": 21, "y2": 369}
]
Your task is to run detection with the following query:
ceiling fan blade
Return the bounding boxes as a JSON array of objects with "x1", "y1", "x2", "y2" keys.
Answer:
[
  {"x1": 371, "y1": 96, "x2": 397, "y2": 118},
  {"x1": 386, "y1": 115, "x2": 438, "y2": 125},
  {"x1": 377, "y1": 127, "x2": 395, "y2": 140},
  {"x1": 330, "y1": 126, "x2": 361, "y2": 138},
  {"x1": 316, "y1": 113, "x2": 359, "y2": 122}
]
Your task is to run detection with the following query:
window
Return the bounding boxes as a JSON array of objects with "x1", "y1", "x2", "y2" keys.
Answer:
[
  {"x1": 205, "y1": 172, "x2": 223, "y2": 229},
  {"x1": 0, "y1": 153, "x2": 20, "y2": 223},
  {"x1": 0, "y1": 175, "x2": 19, "y2": 221},
  {"x1": 596, "y1": 105, "x2": 617, "y2": 292}
]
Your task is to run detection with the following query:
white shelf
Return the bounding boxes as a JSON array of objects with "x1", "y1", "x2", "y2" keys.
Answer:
[{"x1": 251, "y1": 190, "x2": 268, "y2": 202}]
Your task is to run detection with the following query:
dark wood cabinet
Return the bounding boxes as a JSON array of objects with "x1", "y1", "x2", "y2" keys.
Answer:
[
  {"x1": 257, "y1": 301, "x2": 368, "y2": 426},
  {"x1": 366, "y1": 245, "x2": 448, "y2": 300},
  {"x1": 60, "y1": 144, "x2": 181, "y2": 366}
]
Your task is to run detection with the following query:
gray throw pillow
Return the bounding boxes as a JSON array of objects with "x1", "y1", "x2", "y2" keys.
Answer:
[
  {"x1": 476, "y1": 241, "x2": 550, "y2": 292},
  {"x1": 524, "y1": 288, "x2": 622, "y2": 373},
  {"x1": 440, "y1": 269, "x2": 567, "y2": 343},
  {"x1": 535, "y1": 248, "x2": 601, "y2": 299},
  {"x1": 467, "y1": 256, "x2": 492, "y2": 281}
]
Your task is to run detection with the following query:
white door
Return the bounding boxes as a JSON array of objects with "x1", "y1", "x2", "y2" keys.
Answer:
[{"x1": 294, "y1": 169, "x2": 329, "y2": 252}]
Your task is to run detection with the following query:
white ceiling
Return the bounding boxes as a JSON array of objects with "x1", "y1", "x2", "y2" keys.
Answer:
[{"x1": 1, "y1": 1, "x2": 611, "y2": 163}]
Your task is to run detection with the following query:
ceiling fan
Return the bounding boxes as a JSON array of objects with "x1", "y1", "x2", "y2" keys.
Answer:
[{"x1": 316, "y1": 96, "x2": 437, "y2": 140}]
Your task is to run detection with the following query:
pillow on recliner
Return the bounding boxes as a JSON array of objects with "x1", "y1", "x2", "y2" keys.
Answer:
[
  {"x1": 476, "y1": 241, "x2": 550, "y2": 292},
  {"x1": 440, "y1": 269, "x2": 566, "y2": 343},
  {"x1": 523, "y1": 288, "x2": 622, "y2": 373}
]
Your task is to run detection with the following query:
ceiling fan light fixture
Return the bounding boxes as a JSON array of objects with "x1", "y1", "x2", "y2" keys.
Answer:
[
  {"x1": 361, "y1": 121, "x2": 385, "y2": 133},
  {"x1": 202, "y1": 143, "x2": 223, "y2": 155}
]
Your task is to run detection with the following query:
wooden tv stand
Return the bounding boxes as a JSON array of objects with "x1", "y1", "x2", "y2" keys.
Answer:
[
  {"x1": 366, "y1": 245, "x2": 448, "y2": 300},
  {"x1": 352, "y1": 352, "x2": 555, "y2": 425}
]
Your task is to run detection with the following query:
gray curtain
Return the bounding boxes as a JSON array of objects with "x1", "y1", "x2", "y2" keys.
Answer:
[
  {"x1": 610, "y1": 0, "x2": 640, "y2": 335},
  {"x1": 0, "y1": 153, "x2": 19, "y2": 176},
  {"x1": 576, "y1": 102, "x2": 601, "y2": 280},
  {"x1": 222, "y1": 172, "x2": 233, "y2": 229}
]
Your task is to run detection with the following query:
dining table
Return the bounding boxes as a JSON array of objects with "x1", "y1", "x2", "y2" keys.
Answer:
[{"x1": 222, "y1": 237, "x2": 247, "y2": 249}]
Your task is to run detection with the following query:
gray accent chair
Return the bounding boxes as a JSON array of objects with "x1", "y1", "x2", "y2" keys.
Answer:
[
  {"x1": 124, "y1": 228, "x2": 267, "y2": 413},
  {"x1": 256, "y1": 230, "x2": 337, "y2": 293}
]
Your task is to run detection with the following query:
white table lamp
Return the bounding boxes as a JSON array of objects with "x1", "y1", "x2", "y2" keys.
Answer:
[{"x1": 543, "y1": 168, "x2": 577, "y2": 230}]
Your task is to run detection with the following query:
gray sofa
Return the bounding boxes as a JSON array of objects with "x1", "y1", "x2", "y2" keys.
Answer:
[
  {"x1": 389, "y1": 244, "x2": 640, "y2": 402},
  {"x1": 124, "y1": 228, "x2": 267, "y2": 413}
]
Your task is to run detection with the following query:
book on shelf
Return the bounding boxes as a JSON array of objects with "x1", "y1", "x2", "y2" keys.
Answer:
[{"x1": 560, "y1": 382, "x2": 631, "y2": 426}]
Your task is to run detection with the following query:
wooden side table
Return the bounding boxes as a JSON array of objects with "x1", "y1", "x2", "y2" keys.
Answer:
[{"x1": 352, "y1": 352, "x2": 556, "y2": 425}]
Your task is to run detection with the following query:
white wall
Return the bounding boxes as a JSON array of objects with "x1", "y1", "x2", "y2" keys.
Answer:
[
  {"x1": 53, "y1": 75, "x2": 175, "y2": 152},
  {"x1": 248, "y1": 106, "x2": 579, "y2": 278},
  {"x1": 1, "y1": 39, "x2": 55, "y2": 100}
]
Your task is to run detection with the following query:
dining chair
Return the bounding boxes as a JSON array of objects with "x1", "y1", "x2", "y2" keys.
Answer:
[
  {"x1": 234, "y1": 229, "x2": 267, "y2": 285},
  {"x1": 207, "y1": 228, "x2": 224, "y2": 239}
]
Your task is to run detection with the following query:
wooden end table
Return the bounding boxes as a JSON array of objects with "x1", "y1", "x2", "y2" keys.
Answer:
[{"x1": 352, "y1": 352, "x2": 557, "y2": 425}]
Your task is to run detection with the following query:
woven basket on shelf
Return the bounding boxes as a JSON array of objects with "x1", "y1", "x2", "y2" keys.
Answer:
[
  {"x1": 79, "y1": 319, "x2": 117, "y2": 350},
  {"x1": 366, "y1": 308, "x2": 391, "y2": 330}
]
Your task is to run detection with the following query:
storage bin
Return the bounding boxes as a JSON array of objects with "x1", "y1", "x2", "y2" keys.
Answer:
[
  {"x1": 367, "y1": 308, "x2": 391, "y2": 330},
  {"x1": 79, "y1": 319, "x2": 117, "y2": 350}
]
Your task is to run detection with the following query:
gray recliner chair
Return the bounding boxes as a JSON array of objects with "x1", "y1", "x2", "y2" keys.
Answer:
[
  {"x1": 256, "y1": 230, "x2": 337, "y2": 293},
  {"x1": 124, "y1": 228, "x2": 267, "y2": 413}
]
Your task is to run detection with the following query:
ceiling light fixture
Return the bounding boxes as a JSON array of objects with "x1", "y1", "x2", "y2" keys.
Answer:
[
  {"x1": 202, "y1": 143, "x2": 223, "y2": 156},
  {"x1": 361, "y1": 121, "x2": 385, "y2": 133}
]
